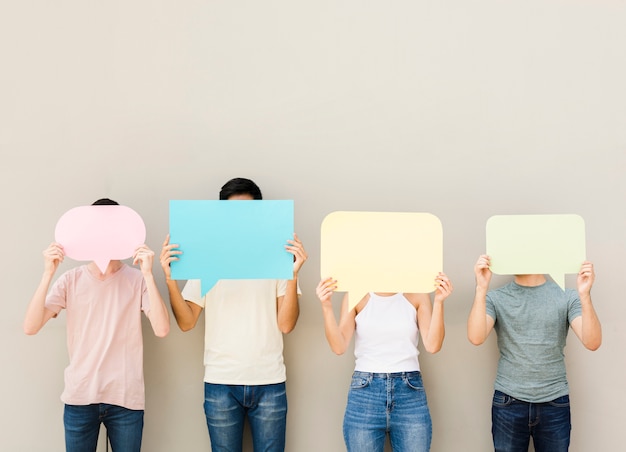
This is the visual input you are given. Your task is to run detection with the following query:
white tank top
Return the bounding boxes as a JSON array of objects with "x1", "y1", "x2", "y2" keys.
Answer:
[{"x1": 354, "y1": 292, "x2": 420, "y2": 373}]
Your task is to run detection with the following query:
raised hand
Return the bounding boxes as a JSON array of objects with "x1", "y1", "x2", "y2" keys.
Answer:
[
  {"x1": 133, "y1": 245, "x2": 155, "y2": 275},
  {"x1": 285, "y1": 233, "x2": 308, "y2": 274},
  {"x1": 43, "y1": 242, "x2": 65, "y2": 276},
  {"x1": 474, "y1": 254, "x2": 492, "y2": 289},
  {"x1": 434, "y1": 272, "x2": 453, "y2": 302},
  {"x1": 316, "y1": 277, "x2": 337, "y2": 306},
  {"x1": 159, "y1": 234, "x2": 182, "y2": 280},
  {"x1": 577, "y1": 261, "x2": 595, "y2": 296}
]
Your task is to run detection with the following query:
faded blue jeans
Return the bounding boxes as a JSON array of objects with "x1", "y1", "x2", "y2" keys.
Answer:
[
  {"x1": 64, "y1": 403, "x2": 143, "y2": 452},
  {"x1": 204, "y1": 382, "x2": 287, "y2": 452},
  {"x1": 492, "y1": 390, "x2": 571, "y2": 452},
  {"x1": 343, "y1": 371, "x2": 432, "y2": 452}
]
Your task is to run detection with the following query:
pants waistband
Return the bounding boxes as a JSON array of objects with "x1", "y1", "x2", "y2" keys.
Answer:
[{"x1": 353, "y1": 370, "x2": 421, "y2": 378}]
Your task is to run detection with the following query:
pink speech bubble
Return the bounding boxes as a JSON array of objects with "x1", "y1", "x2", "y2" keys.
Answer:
[{"x1": 55, "y1": 205, "x2": 146, "y2": 272}]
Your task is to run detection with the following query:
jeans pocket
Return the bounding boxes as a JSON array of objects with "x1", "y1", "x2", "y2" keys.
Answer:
[
  {"x1": 404, "y1": 374, "x2": 425, "y2": 391},
  {"x1": 349, "y1": 375, "x2": 371, "y2": 390},
  {"x1": 492, "y1": 391, "x2": 513, "y2": 407},
  {"x1": 548, "y1": 394, "x2": 570, "y2": 408}
]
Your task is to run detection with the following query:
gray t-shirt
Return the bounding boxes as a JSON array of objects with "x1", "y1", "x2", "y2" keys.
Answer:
[{"x1": 486, "y1": 280, "x2": 582, "y2": 403}]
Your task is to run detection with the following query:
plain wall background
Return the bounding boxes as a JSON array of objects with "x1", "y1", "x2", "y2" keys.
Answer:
[{"x1": 2, "y1": 1, "x2": 625, "y2": 451}]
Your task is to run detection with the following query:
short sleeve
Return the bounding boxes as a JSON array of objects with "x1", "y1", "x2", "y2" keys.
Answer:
[
  {"x1": 181, "y1": 279, "x2": 206, "y2": 307},
  {"x1": 566, "y1": 289, "x2": 582, "y2": 324},
  {"x1": 485, "y1": 291, "x2": 497, "y2": 322},
  {"x1": 276, "y1": 279, "x2": 301, "y2": 298},
  {"x1": 44, "y1": 273, "x2": 68, "y2": 314}
]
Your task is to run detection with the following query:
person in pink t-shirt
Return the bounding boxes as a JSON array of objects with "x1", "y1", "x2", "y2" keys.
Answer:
[{"x1": 23, "y1": 198, "x2": 170, "y2": 452}]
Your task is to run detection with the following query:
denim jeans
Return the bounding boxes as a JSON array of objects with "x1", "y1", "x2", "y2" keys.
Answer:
[
  {"x1": 63, "y1": 404, "x2": 143, "y2": 452},
  {"x1": 203, "y1": 382, "x2": 287, "y2": 452},
  {"x1": 492, "y1": 390, "x2": 571, "y2": 452},
  {"x1": 343, "y1": 371, "x2": 432, "y2": 452}
]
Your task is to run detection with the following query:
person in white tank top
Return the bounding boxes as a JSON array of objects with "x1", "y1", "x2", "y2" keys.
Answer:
[{"x1": 316, "y1": 273, "x2": 453, "y2": 452}]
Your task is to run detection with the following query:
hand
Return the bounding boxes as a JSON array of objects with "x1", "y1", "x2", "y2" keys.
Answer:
[
  {"x1": 434, "y1": 272, "x2": 453, "y2": 302},
  {"x1": 43, "y1": 242, "x2": 64, "y2": 275},
  {"x1": 285, "y1": 233, "x2": 307, "y2": 275},
  {"x1": 577, "y1": 261, "x2": 595, "y2": 296},
  {"x1": 474, "y1": 255, "x2": 492, "y2": 289},
  {"x1": 316, "y1": 277, "x2": 337, "y2": 306},
  {"x1": 133, "y1": 245, "x2": 155, "y2": 275},
  {"x1": 160, "y1": 234, "x2": 182, "y2": 280}
]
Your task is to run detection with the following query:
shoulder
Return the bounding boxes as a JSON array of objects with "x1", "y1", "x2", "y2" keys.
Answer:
[
  {"x1": 486, "y1": 282, "x2": 514, "y2": 299},
  {"x1": 403, "y1": 293, "x2": 429, "y2": 309},
  {"x1": 54, "y1": 265, "x2": 85, "y2": 283},
  {"x1": 353, "y1": 293, "x2": 371, "y2": 314}
]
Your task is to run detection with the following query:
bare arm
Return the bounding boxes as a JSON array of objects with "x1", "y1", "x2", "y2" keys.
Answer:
[
  {"x1": 467, "y1": 255, "x2": 496, "y2": 345},
  {"x1": 570, "y1": 261, "x2": 601, "y2": 350},
  {"x1": 24, "y1": 243, "x2": 63, "y2": 335},
  {"x1": 133, "y1": 245, "x2": 170, "y2": 338},
  {"x1": 160, "y1": 235, "x2": 203, "y2": 332},
  {"x1": 409, "y1": 272, "x2": 453, "y2": 354},
  {"x1": 276, "y1": 233, "x2": 307, "y2": 333},
  {"x1": 316, "y1": 278, "x2": 359, "y2": 355}
]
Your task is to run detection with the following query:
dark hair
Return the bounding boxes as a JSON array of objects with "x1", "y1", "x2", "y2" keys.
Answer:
[
  {"x1": 219, "y1": 178, "x2": 262, "y2": 200},
  {"x1": 91, "y1": 198, "x2": 119, "y2": 206}
]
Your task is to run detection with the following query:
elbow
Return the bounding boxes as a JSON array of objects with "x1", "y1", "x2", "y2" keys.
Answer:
[
  {"x1": 585, "y1": 338, "x2": 602, "y2": 351},
  {"x1": 23, "y1": 324, "x2": 39, "y2": 335},
  {"x1": 23, "y1": 318, "x2": 42, "y2": 335},
  {"x1": 278, "y1": 315, "x2": 299, "y2": 334},
  {"x1": 467, "y1": 333, "x2": 485, "y2": 346},
  {"x1": 425, "y1": 344, "x2": 442, "y2": 354},
  {"x1": 279, "y1": 324, "x2": 296, "y2": 334},
  {"x1": 154, "y1": 324, "x2": 170, "y2": 338},
  {"x1": 178, "y1": 322, "x2": 195, "y2": 333},
  {"x1": 173, "y1": 313, "x2": 197, "y2": 332},
  {"x1": 331, "y1": 346, "x2": 346, "y2": 356}
]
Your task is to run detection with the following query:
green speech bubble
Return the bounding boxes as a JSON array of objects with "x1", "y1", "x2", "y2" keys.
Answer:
[{"x1": 486, "y1": 214, "x2": 586, "y2": 289}]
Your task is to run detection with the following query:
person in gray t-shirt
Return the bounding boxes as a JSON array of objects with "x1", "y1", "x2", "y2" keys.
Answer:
[{"x1": 467, "y1": 255, "x2": 601, "y2": 452}]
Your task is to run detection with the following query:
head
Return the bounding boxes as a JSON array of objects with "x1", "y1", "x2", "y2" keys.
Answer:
[
  {"x1": 219, "y1": 178, "x2": 262, "y2": 201},
  {"x1": 91, "y1": 198, "x2": 119, "y2": 206}
]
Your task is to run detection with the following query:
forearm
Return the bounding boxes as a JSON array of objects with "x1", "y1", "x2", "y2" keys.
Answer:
[
  {"x1": 423, "y1": 299, "x2": 445, "y2": 353},
  {"x1": 277, "y1": 277, "x2": 300, "y2": 333},
  {"x1": 579, "y1": 293, "x2": 602, "y2": 350},
  {"x1": 467, "y1": 287, "x2": 489, "y2": 345},
  {"x1": 321, "y1": 304, "x2": 348, "y2": 355},
  {"x1": 24, "y1": 273, "x2": 54, "y2": 335},
  {"x1": 166, "y1": 278, "x2": 197, "y2": 331},
  {"x1": 144, "y1": 274, "x2": 170, "y2": 337}
]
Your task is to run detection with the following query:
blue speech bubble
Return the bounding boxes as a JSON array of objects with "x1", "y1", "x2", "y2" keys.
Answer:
[{"x1": 169, "y1": 200, "x2": 294, "y2": 295}]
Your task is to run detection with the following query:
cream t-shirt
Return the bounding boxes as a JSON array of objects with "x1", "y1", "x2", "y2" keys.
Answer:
[{"x1": 182, "y1": 279, "x2": 297, "y2": 385}]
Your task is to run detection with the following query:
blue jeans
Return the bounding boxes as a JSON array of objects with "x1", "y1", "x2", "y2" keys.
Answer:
[
  {"x1": 63, "y1": 404, "x2": 143, "y2": 452},
  {"x1": 492, "y1": 390, "x2": 571, "y2": 452},
  {"x1": 203, "y1": 382, "x2": 287, "y2": 452},
  {"x1": 343, "y1": 371, "x2": 432, "y2": 452}
]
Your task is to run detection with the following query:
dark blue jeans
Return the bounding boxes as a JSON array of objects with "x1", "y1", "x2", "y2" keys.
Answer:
[
  {"x1": 63, "y1": 404, "x2": 143, "y2": 452},
  {"x1": 492, "y1": 390, "x2": 571, "y2": 452},
  {"x1": 343, "y1": 371, "x2": 432, "y2": 452},
  {"x1": 203, "y1": 382, "x2": 287, "y2": 452}
]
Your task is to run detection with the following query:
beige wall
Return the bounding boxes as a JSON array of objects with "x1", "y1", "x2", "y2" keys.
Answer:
[{"x1": 2, "y1": 1, "x2": 625, "y2": 451}]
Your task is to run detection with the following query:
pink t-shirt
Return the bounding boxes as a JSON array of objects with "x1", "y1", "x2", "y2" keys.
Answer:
[{"x1": 45, "y1": 264, "x2": 150, "y2": 410}]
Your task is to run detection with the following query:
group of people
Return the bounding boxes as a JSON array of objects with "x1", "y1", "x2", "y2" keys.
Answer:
[{"x1": 24, "y1": 177, "x2": 602, "y2": 452}]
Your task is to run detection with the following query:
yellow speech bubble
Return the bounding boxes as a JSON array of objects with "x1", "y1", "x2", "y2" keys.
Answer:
[
  {"x1": 486, "y1": 214, "x2": 586, "y2": 289},
  {"x1": 321, "y1": 211, "x2": 443, "y2": 311}
]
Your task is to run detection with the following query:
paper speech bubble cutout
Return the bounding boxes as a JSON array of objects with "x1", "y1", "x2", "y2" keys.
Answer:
[
  {"x1": 321, "y1": 211, "x2": 443, "y2": 311},
  {"x1": 486, "y1": 214, "x2": 586, "y2": 289},
  {"x1": 169, "y1": 200, "x2": 294, "y2": 295},
  {"x1": 55, "y1": 205, "x2": 146, "y2": 273}
]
